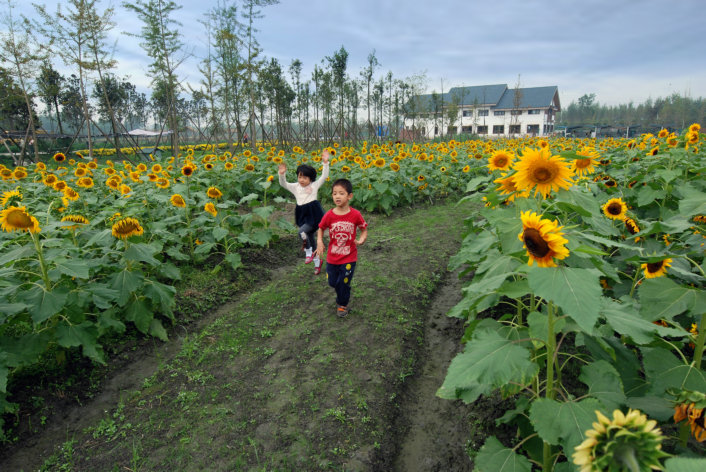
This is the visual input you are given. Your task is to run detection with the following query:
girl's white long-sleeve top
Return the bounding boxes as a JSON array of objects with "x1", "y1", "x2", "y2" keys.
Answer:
[{"x1": 278, "y1": 163, "x2": 329, "y2": 206}]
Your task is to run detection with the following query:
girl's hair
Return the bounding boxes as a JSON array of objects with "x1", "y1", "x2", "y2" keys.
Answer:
[
  {"x1": 296, "y1": 164, "x2": 316, "y2": 181},
  {"x1": 332, "y1": 178, "x2": 353, "y2": 194}
]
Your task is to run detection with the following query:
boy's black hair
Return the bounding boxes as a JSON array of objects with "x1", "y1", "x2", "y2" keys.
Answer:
[
  {"x1": 332, "y1": 178, "x2": 353, "y2": 194},
  {"x1": 296, "y1": 164, "x2": 316, "y2": 181}
]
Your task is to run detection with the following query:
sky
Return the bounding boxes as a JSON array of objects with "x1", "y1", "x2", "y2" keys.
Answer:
[{"x1": 8, "y1": 0, "x2": 706, "y2": 108}]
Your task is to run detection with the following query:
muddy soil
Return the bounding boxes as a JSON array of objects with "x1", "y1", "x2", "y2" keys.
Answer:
[{"x1": 391, "y1": 269, "x2": 473, "y2": 472}]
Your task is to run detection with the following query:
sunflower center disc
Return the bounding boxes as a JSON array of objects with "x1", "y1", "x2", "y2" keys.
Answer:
[{"x1": 523, "y1": 228, "x2": 550, "y2": 258}]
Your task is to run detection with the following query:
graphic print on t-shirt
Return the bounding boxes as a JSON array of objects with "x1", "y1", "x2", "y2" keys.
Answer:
[{"x1": 330, "y1": 220, "x2": 356, "y2": 255}]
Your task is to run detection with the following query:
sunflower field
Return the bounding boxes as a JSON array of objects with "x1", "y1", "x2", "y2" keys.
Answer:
[
  {"x1": 438, "y1": 124, "x2": 706, "y2": 470},
  {"x1": 0, "y1": 127, "x2": 705, "y2": 469}
]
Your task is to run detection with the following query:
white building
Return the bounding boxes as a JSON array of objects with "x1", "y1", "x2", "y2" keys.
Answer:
[{"x1": 403, "y1": 84, "x2": 560, "y2": 138}]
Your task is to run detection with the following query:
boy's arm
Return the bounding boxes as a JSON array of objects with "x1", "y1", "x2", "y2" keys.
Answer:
[
  {"x1": 315, "y1": 228, "x2": 325, "y2": 258},
  {"x1": 356, "y1": 226, "x2": 368, "y2": 245}
]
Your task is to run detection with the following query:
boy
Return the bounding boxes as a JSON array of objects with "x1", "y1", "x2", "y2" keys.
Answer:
[{"x1": 316, "y1": 178, "x2": 368, "y2": 317}]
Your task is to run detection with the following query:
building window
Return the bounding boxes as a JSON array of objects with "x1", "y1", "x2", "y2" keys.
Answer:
[
  {"x1": 461, "y1": 126, "x2": 473, "y2": 133},
  {"x1": 510, "y1": 110, "x2": 522, "y2": 115},
  {"x1": 493, "y1": 125, "x2": 505, "y2": 134},
  {"x1": 462, "y1": 110, "x2": 473, "y2": 117},
  {"x1": 494, "y1": 110, "x2": 505, "y2": 116},
  {"x1": 478, "y1": 110, "x2": 489, "y2": 117},
  {"x1": 527, "y1": 124, "x2": 540, "y2": 135},
  {"x1": 543, "y1": 124, "x2": 554, "y2": 134},
  {"x1": 528, "y1": 109, "x2": 541, "y2": 115},
  {"x1": 477, "y1": 125, "x2": 488, "y2": 134},
  {"x1": 509, "y1": 124, "x2": 521, "y2": 134}
]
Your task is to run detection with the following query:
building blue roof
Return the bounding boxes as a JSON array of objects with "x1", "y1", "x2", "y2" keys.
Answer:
[
  {"x1": 495, "y1": 86, "x2": 559, "y2": 110},
  {"x1": 403, "y1": 84, "x2": 560, "y2": 113}
]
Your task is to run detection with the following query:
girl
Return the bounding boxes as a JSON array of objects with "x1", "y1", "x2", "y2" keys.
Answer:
[{"x1": 278, "y1": 149, "x2": 330, "y2": 274}]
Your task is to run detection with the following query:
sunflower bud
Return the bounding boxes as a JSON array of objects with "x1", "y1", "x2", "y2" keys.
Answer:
[{"x1": 573, "y1": 409, "x2": 669, "y2": 472}]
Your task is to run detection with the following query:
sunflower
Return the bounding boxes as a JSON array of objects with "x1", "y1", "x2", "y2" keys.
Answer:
[
  {"x1": 602, "y1": 198, "x2": 628, "y2": 220},
  {"x1": 573, "y1": 409, "x2": 668, "y2": 472},
  {"x1": 53, "y1": 152, "x2": 66, "y2": 163},
  {"x1": 624, "y1": 218, "x2": 640, "y2": 240},
  {"x1": 647, "y1": 146, "x2": 659, "y2": 156},
  {"x1": 60, "y1": 214, "x2": 90, "y2": 230},
  {"x1": 53, "y1": 180, "x2": 67, "y2": 192},
  {"x1": 573, "y1": 147, "x2": 599, "y2": 177},
  {"x1": 207, "y1": 186, "x2": 223, "y2": 199},
  {"x1": 74, "y1": 167, "x2": 88, "y2": 177},
  {"x1": 35, "y1": 162, "x2": 47, "y2": 171},
  {"x1": 487, "y1": 150, "x2": 514, "y2": 171},
  {"x1": 390, "y1": 162, "x2": 400, "y2": 172},
  {"x1": 512, "y1": 147, "x2": 574, "y2": 198},
  {"x1": 151, "y1": 163, "x2": 162, "y2": 173},
  {"x1": 204, "y1": 202, "x2": 217, "y2": 217},
  {"x1": 0, "y1": 205, "x2": 41, "y2": 233},
  {"x1": 462, "y1": 165, "x2": 470, "y2": 173},
  {"x1": 689, "y1": 123, "x2": 701, "y2": 133},
  {"x1": 0, "y1": 169, "x2": 12, "y2": 180},
  {"x1": 111, "y1": 217, "x2": 144, "y2": 240},
  {"x1": 657, "y1": 128, "x2": 669, "y2": 138},
  {"x1": 341, "y1": 165, "x2": 351, "y2": 173},
  {"x1": 604, "y1": 178, "x2": 617, "y2": 188},
  {"x1": 106, "y1": 177, "x2": 120, "y2": 190},
  {"x1": 641, "y1": 258, "x2": 672, "y2": 279},
  {"x1": 181, "y1": 163, "x2": 196, "y2": 177},
  {"x1": 120, "y1": 184, "x2": 132, "y2": 195},
  {"x1": 43, "y1": 174, "x2": 58, "y2": 186},
  {"x1": 518, "y1": 211, "x2": 569, "y2": 267},
  {"x1": 244, "y1": 163, "x2": 255, "y2": 172},
  {"x1": 170, "y1": 194, "x2": 186, "y2": 208},
  {"x1": 417, "y1": 174, "x2": 425, "y2": 182},
  {"x1": 204, "y1": 162, "x2": 215, "y2": 171},
  {"x1": 147, "y1": 173, "x2": 158, "y2": 182},
  {"x1": 1, "y1": 188, "x2": 22, "y2": 207},
  {"x1": 87, "y1": 161, "x2": 98, "y2": 170},
  {"x1": 136, "y1": 163, "x2": 147, "y2": 172},
  {"x1": 224, "y1": 162, "x2": 234, "y2": 170},
  {"x1": 13, "y1": 168, "x2": 27, "y2": 179},
  {"x1": 76, "y1": 177, "x2": 94, "y2": 188},
  {"x1": 674, "y1": 401, "x2": 706, "y2": 443},
  {"x1": 63, "y1": 187, "x2": 79, "y2": 201}
]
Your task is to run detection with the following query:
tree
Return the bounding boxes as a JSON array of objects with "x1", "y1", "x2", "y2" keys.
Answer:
[
  {"x1": 36, "y1": 62, "x2": 65, "y2": 135},
  {"x1": 1, "y1": 0, "x2": 47, "y2": 163},
  {"x1": 60, "y1": 74, "x2": 87, "y2": 133},
  {"x1": 241, "y1": 0, "x2": 280, "y2": 148},
  {"x1": 34, "y1": 0, "x2": 111, "y2": 159},
  {"x1": 207, "y1": 0, "x2": 244, "y2": 147},
  {"x1": 326, "y1": 45, "x2": 348, "y2": 141},
  {"x1": 511, "y1": 74, "x2": 523, "y2": 135},
  {"x1": 0, "y1": 66, "x2": 40, "y2": 134},
  {"x1": 123, "y1": 0, "x2": 186, "y2": 158},
  {"x1": 360, "y1": 49, "x2": 379, "y2": 135}
]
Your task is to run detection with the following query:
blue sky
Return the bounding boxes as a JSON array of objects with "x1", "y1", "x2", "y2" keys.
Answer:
[{"x1": 11, "y1": 0, "x2": 706, "y2": 107}]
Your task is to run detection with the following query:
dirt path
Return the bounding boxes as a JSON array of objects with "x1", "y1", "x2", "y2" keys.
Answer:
[
  {"x1": 391, "y1": 269, "x2": 473, "y2": 472},
  {"x1": 0, "y1": 200, "x2": 481, "y2": 471}
]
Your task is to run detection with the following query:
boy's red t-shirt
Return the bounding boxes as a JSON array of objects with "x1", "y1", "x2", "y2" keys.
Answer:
[{"x1": 319, "y1": 207, "x2": 368, "y2": 265}]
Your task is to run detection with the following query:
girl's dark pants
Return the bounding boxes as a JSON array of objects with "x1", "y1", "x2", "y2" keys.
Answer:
[
  {"x1": 299, "y1": 223, "x2": 317, "y2": 250},
  {"x1": 326, "y1": 262, "x2": 356, "y2": 307}
]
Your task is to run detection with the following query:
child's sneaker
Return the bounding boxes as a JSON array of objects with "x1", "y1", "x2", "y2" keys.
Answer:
[
  {"x1": 305, "y1": 254, "x2": 314, "y2": 264},
  {"x1": 336, "y1": 305, "x2": 350, "y2": 318},
  {"x1": 314, "y1": 265, "x2": 322, "y2": 275}
]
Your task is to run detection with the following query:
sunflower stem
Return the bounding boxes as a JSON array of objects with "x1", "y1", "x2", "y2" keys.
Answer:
[
  {"x1": 185, "y1": 179, "x2": 195, "y2": 262},
  {"x1": 683, "y1": 255, "x2": 705, "y2": 277},
  {"x1": 542, "y1": 301, "x2": 557, "y2": 472},
  {"x1": 693, "y1": 312, "x2": 706, "y2": 370},
  {"x1": 31, "y1": 232, "x2": 51, "y2": 289}
]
